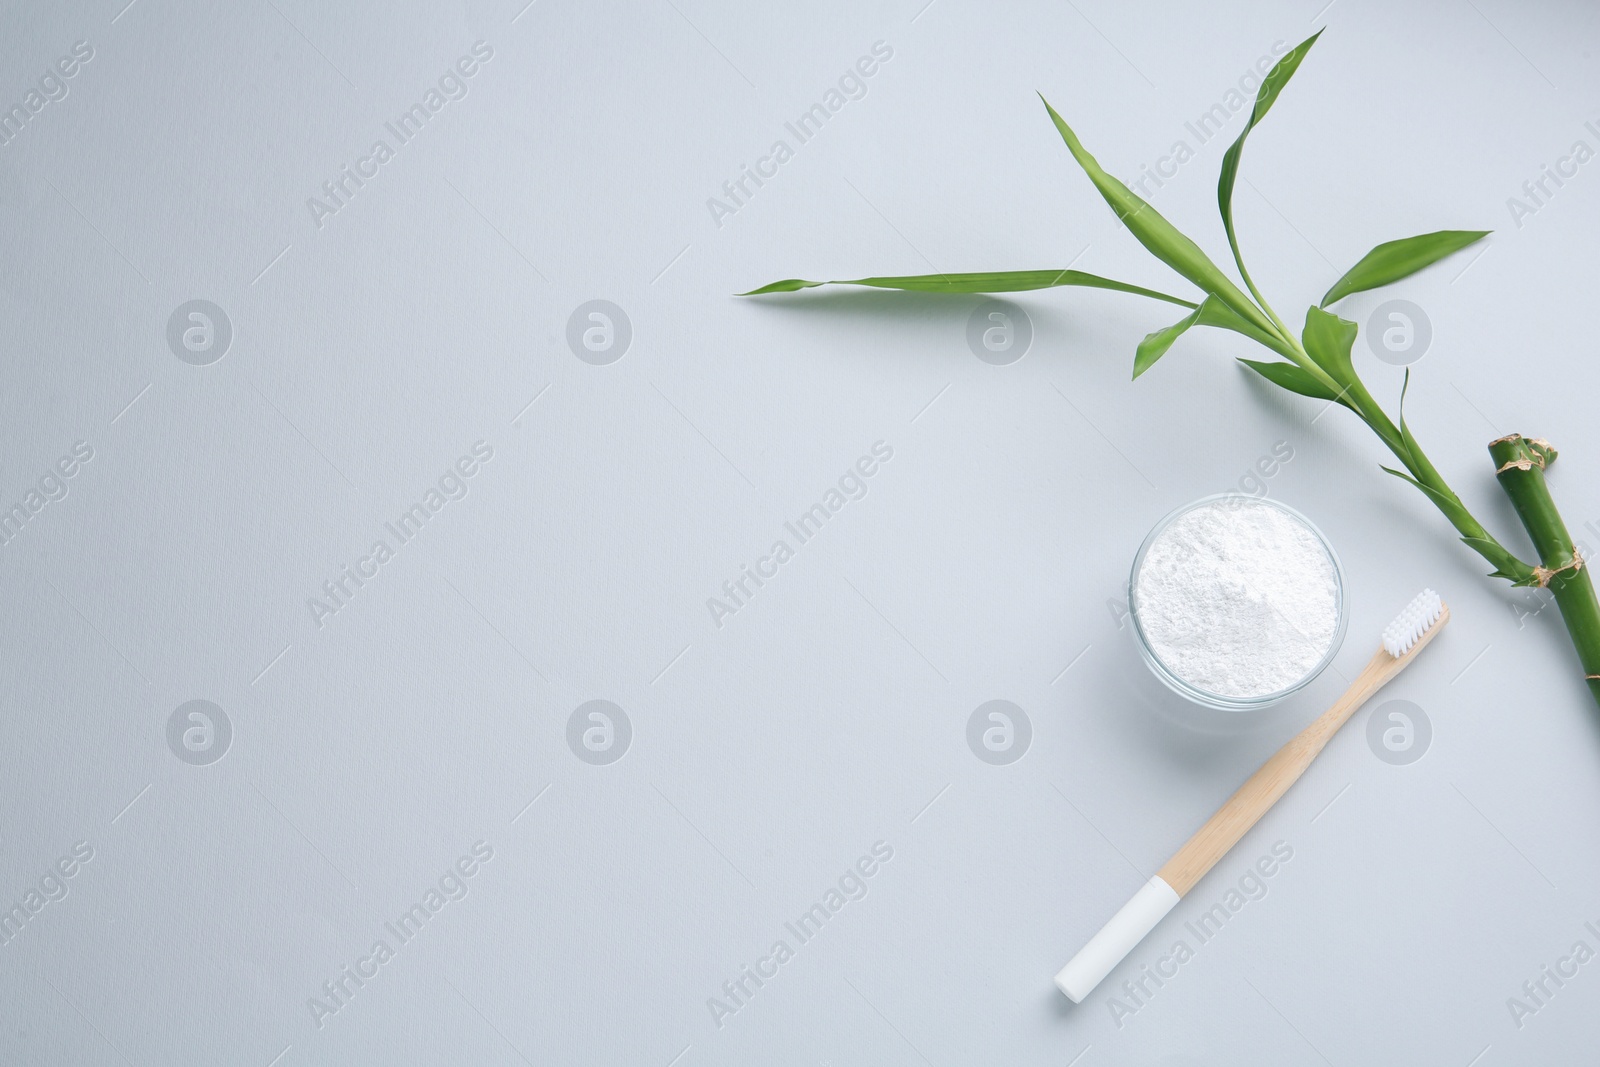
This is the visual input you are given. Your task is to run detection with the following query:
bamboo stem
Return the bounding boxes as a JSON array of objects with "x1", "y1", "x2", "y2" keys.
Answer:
[{"x1": 1488, "y1": 434, "x2": 1600, "y2": 708}]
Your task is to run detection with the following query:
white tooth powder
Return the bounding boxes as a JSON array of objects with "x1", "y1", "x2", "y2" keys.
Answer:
[{"x1": 1132, "y1": 498, "x2": 1341, "y2": 700}]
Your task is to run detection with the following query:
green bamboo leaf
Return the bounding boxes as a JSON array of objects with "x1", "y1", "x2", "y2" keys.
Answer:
[
  {"x1": 1460, "y1": 536, "x2": 1538, "y2": 585},
  {"x1": 1238, "y1": 358, "x2": 1344, "y2": 402},
  {"x1": 1038, "y1": 96, "x2": 1275, "y2": 336},
  {"x1": 1218, "y1": 32, "x2": 1322, "y2": 282},
  {"x1": 1380, "y1": 463, "x2": 1482, "y2": 537},
  {"x1": 1396, "y1": 372, "x2": 1506, "y2": 572},
  {"x1": 1321, "y1": 230, "x2": 1490, "y2": 307},
  {"x1": 1135, "y1": 306, "x2": 1202, "y2": 379},
  {"x1": 1194, "y1": 298, "x2": 1296, "y2": 358},
  {"x1": 1396, "y1": 367, "x2": 1424, "y2": 472},
  {"x1": 1134, "y1": 295, "x2": 1304, "y2": 378},
  {"x1": 1301, "y1": 305, "x2": 1358, "y2": 387},
  {"x1": 739, "y1": 270, "x2": 1197, "y2": 307}
]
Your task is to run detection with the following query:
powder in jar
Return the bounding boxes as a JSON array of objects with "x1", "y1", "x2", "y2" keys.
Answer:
[{"x1": 1132, "y1": 498, "x2": 1340, "y2": 699}]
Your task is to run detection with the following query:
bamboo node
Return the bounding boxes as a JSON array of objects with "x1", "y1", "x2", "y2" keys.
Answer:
[{"x1": 1533, "y1": 553, "x2": 1584, "y2": 587}]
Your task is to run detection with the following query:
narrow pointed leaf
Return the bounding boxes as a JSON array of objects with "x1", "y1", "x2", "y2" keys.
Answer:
[
  {"x1": 1461, "y1": 536, "x2": 1537, "y2": 584},
  {"x1": 1321, "y1": 229, "x2": 1490, "y2": 306},
  {"x1": 1301, "y1": 305, "x2": 1358, "y2": 388},
  {"x1": 739, "y1": 269, "x2": 1197, "y2": 306},
  {"x1": 1136, "y1": 293, "x2": 1309, "y2": 379},
  {"x1": 1135, "y1": 291, "x2": 1319, "y2": 379},
  {"x1": 1380, "y1": 464, "x2": 1479, "y2": 535},
  {"x1": 1194, "y1": 298, "x2": 1297, "y2": 358},
  {"x1": 1038, "y1": 97, "x2": 1275, "y2": 336},
  {"x1": 1397, "y1": 367, "x2": 1423, "y2": 471},
  {"x1": 1134, "y1": 306, "x2": 1202, "y2": 378},
  {"x1": 1218, "y1": 32, "x2": 1322, "y2": 278},
  {"x1": 1396, "y1": 370, "x2": 1483, "y2": 537},
  {"x1": 1381, "y1": 464, "x2": 1520, "y2": 581},
  {"x1": 1238, "y1": 358, "x2": 1344, "y2": 402}
]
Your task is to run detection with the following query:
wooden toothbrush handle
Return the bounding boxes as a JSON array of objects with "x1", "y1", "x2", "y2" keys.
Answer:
[
  {"x1": 1056, "y1": 607, "x2": 1448, "y2": 1001},
  {"x1": 1156, "y1": 608, "x2": 1449, "y2": 896},
  {"x1": 1155, "y1": 713, "x2": 1347, "y2": 896}
]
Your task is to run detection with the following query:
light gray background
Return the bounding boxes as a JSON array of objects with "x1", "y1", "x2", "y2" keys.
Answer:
[{"x1": 2, "y1": 0, "x2": 1598, "y2": 1063}]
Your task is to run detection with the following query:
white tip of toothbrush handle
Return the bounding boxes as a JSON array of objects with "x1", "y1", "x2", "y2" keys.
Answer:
[{"x1": 1054, "y1": 876, "x2": 1179, "y2": 1003}]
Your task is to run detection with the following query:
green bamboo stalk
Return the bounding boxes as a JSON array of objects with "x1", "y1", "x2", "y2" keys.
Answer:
[{"x1": 1488, "y1": 435, "x2": 1600, "y2": 705}]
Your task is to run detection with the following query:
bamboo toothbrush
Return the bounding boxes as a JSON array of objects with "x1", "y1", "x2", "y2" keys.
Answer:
[{"x1": 1055, "y1": 589, "x2": 1449, "y2": 1002}]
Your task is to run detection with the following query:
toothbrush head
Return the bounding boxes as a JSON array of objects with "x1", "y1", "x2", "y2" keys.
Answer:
[{"x1": 1382, "y1": 588, "x2": 1445, "y2": 658}]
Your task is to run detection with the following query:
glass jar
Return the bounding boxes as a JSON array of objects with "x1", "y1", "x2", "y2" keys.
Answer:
[{"x1": 1128, "y1": 494, "x2": 1348, "y2": 711}]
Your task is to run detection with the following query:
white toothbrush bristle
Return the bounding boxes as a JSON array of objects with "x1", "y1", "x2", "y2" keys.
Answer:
[{"x1": 1382, "y1": 588, "x2": 1443, "y2": 657}]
